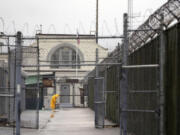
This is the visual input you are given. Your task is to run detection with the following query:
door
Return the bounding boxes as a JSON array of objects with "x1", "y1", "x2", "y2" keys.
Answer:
[{"x1": 60, "y1": 84, "x2": 70, "y2": 104}]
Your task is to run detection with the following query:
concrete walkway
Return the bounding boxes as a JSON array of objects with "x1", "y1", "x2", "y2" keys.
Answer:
[
  {"x1": 38, "y1": 108, "x2": 119, "y2": 135},
  {"x1": 21, "y1": 110, "x2": 51, "y2": 129},
  {"x1": 0, "y1": 108, "x2": 119, "y2": 135}
]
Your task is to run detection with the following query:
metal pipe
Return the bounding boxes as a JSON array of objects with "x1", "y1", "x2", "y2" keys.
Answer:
[
  {"x1": 94, "y1": 48, "x2": 100, "y2": 128},
  {"x1": 0, "y1": 34, "x2": 124, "y2": 40},
  {"x1": 0, "y1": 94, "x2": 14, "y2": 97},
  {"x1": 22, "y1": 36, "x2": 124, "y2": 40},
  {"x1": 24, "y1": 69, "x2": 89, "y2": 72},
  {"x1": 13, "y1": 42, "x2": 17, "y2": 135},
  {"x1": 21, "y1": 63, "x2": 122, "y2": 67},
  {"x1": 7, "y1": 36, "x2": 11, "y2": 121},
  {"x1": 72, "y1": 84, "x2": 75, "y2": 107},
  {"x1": 0, "y1": 44, "x2": 37, "y2": 48},
  {"x1": 0, "y1": 34, "x2": 16, "y2": 38},
  {"x1": 36, "y1": 37, "x2": 40, "y2": 129},
  {"x1": 99, "y1": 57, "x2": 119, "y2": 59},
  {"x1": 159, "y1": 13, "x2": 166, "y2": 135},
  {"x1": 95, "y1": 48, "x2": 99, "y2": 82},
  {"x1": 25, "y1": 88, "x2": 39, "y2": 90},
  {"x1": 0, "y1": 87, "x2": 15, "y2": 89},
  {"x1": 117, "y1": 43, "x2": 121, "y2": 128},
  {"x1": 129, "y1": 90, "x2": 158, "y2": 93},
  {"x1": 120, "y1": 13, "x2": 128, "y2": 135},
  {"x1": 40, "y1": 60, "x2": 96, "y2": 63},
  {"x1": 94, "y1": 101, "x2": 105, "y2": 104},
  {"x1": 59, "y1": 95, "x2": 81, "y2": 96},
  {"x1": 104, "y1": 91, "x2": 119, "y2": 93},
  {"x1": 15, "y1": 31, "x2": 22, "y2": 135},
  {"x1": 96, "y1": 0, "x2": 99, "y2": 43},
  {"x1": 121, "y1": 109, "x2": 155, "y2": 113},
  {"x1": 122, "y1": 64, "x2": 159, "y2": 69},
  {"x1": 38, "y1": 76, "x2": 85, "y2": 78},
  {"x1": 53, "y1": 72, "x2": 56, "y2": 94},
  {"x1": 104, "y1": 67, "x2": 107, "y2": 118}
]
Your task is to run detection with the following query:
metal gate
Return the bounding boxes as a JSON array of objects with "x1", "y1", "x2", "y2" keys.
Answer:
[
  {"x1": 0, "y1": 32, "x2": 40, "y2": 134},
  {"x1": 120, "y1": 13, "x2": 165, "y2": 135},
  {"x1": 0, "y1": 30, "x2": 124, "y2": 135},
  {"x1": 94, "y1": 77, "x2": 105, "y2": 128}
]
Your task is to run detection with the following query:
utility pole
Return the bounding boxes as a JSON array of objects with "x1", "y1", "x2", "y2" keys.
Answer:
[
  {"x1": 96, "y1": 0, "x2": 99, "y2": 43},
  {"x1": 15, "y1": 31, "x2": 22, "y2": 135}
]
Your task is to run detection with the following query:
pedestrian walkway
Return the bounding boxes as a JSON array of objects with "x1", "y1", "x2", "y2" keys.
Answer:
[
  {"x1": 0, "y1": 108, "x2": 119, "y2": 135},
  {"x1": 21, "y1": 110, "x2": 51, "y2": 128},
  {"x1": 37, "y1": 108, "x2": 119, "y2": 135}
]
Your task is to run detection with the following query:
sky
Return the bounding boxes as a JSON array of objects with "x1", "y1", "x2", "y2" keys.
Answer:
[{"x1": 0, "y1": 0, "x2": 167, "y2": 50}]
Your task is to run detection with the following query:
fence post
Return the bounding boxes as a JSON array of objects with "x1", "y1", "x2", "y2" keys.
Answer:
[
  {"x1": 7, "y1": 37, "x2": 11, "y2": 121},
  {"x1": 94, "y1": 48, "x2": 101, "y2": 128},
  {"x1": 159, "y1": 13, "x2": 166, "y2": 135},
  {"x1": 117, "y1": 43, "x2": 121, "y2": 126},
  {"x1": 73, "y1": 83, "x2": 75, "y2": 107},
  {"x1": 15, "y1": 31, "x2": 22, "y2": 135},
  {"x1": 53, "y1": 72, "x2": 56, "y2": 94},
  {"x1": 120, "y1": 13, "x2": 128, "y2": 135},
  {"x1": 36, "y1": 37, "x2": 40, "y2": 129},
  {"x1": 96, "y1": 48, "x2": 99, "y2": 77},
  {"x1": 104, "y1": 67, "x2": 107, "y2": 117}
]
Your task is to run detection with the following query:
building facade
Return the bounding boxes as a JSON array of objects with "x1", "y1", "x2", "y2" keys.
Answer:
[{"x1": 25, "y1": 34, "x2": 108, "y2": 108}]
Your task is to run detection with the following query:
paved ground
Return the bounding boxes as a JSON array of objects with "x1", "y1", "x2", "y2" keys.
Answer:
[
  {"x1": 0, "y1": 108, "x2": 119, "y2": 135},
  {"x1": 21, "y1": 110, "x2": 51, "y2": 128},
  {"x1": 0, "y1": 110, "x2": 51, "y2": 135}
]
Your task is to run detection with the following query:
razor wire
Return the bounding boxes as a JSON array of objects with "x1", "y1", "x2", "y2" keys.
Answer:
[{"x1": 129, "y1": 0, "x2": 180, "y2": 52}]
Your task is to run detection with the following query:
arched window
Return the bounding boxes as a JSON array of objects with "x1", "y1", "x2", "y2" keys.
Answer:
[{"x1": 51, "y1": 47, "x2": 81, "y2": 69}]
